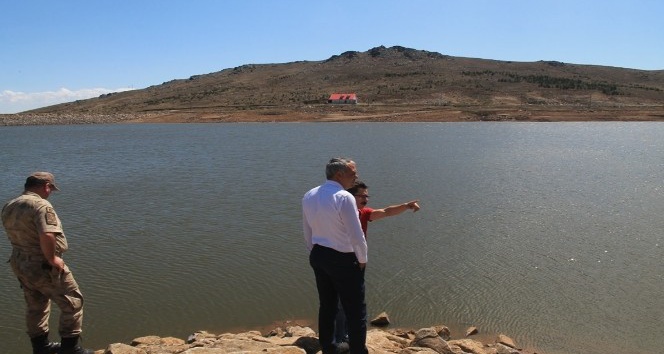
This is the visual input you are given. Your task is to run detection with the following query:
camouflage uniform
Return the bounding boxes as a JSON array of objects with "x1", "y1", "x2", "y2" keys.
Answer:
[{"x1": 2, "y1": 191, "x2": 84, "y2": 338}]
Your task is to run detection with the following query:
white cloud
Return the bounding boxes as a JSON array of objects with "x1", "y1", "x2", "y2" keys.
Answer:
[{"x1": 0, "y1": 87, "x2": 135, "y2": 114}]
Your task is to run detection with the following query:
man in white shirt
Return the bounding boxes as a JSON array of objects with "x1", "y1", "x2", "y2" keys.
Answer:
[{"x1": 302, "y1": 157, "x2": 368, "y2": 354}]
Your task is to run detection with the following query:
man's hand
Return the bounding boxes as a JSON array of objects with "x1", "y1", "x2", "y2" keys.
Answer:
[
  {"x1": 406, "y1": 200, "x2": 420, "y2": 212},
  {"x1": 51, "y1": 256, "x2": 65, "y2": 273},
  {"x1": 359, "y1": 262, "x2": 366, "y2": 270},
  {"x1": 40, "y1": 232, "x2": 65, "y2": 273}
]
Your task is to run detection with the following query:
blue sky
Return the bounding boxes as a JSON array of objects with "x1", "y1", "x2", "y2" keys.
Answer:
[{"x1": 1, "y1": 0, "x2": 662, "y2": 113}]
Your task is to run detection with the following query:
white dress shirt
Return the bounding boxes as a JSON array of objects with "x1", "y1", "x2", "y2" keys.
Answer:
[{"x1": 302, "y1": 180, "x2": 368, "y2": 263}]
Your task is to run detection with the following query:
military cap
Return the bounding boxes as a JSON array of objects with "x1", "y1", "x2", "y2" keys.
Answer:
[{"x1": 26, "y1": 171, "x2": 60, "y2": 191}]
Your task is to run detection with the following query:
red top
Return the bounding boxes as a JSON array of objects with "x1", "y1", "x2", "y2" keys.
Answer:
[{"x1": 358, "y1": 207, "x2": 374, "y2": 236}]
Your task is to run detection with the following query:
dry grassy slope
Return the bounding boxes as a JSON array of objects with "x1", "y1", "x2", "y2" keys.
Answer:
[{"x1": 31, "y1": 45, "x2": 664, "y2": 115}]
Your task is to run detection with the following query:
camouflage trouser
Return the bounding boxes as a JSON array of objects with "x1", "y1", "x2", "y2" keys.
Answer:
[{"x1": 10, "y1": 253, "x2": 84, "y2": 338}]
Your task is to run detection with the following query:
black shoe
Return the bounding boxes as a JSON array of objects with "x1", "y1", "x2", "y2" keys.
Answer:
[
  {"x1": 335, "y1": 342, "x2": 350, "y2": 354},
  {"x1": 42, "y1": 342, "x2": 61, "y2": 354},
  {"x1": 58, "y1": 336, "x2": 94, "y2": 354},
  {"x1": 30, "y1": 334, "x2": 60, "y2": 354}
]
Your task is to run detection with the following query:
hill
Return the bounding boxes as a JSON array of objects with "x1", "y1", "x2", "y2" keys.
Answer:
[{"x1": 7, "y1": 45, "x2": 664, "y2": 124}]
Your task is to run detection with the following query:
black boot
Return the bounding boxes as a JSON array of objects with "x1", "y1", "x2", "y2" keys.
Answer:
[
  {"x1": 58, "y1": 336, "x2": 94, "y2": 354},
  {"x1": 30, "y1": 333, "x2": 60, "y2": 354}
]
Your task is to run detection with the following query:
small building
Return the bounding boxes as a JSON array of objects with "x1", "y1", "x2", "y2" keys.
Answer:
[{"x1": 328, "y1": 93, "x2": 358, "y2": 104}]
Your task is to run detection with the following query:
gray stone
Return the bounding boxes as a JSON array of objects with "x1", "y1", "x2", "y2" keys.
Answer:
[
  {"x1": 410, "y1": 329, "x2": 455, "y2": 354},
  {"x1": 293, "y1": 336, "x2": 321, "y2": 354},
  {"x1": 496, "y1": 335, "x2": 517, "y2": 349},
  {"x1": 495, "y1": 343, "x2": 521, "y2": 354},
  {"x1": 465, "y1": 327, "x2": 478, "y2": 337},
  {"x1": 370, "y1": 312, "x2": 391, "y2": 326}
]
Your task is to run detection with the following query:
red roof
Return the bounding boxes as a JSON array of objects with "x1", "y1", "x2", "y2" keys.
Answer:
[{"x1": 329, "y1": 93, "x2": 357, "y2": 100}]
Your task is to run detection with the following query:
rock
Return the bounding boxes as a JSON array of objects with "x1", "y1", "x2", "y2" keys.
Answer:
[
  {"x1": 265, "y1": 347, "x2": 306, "y2": 354},
  {"x1": 130, "y1": 336, "x2": 162, "y2": 346},
  {"x1": 286, "y1": 326, "x2": 316, "y2": 338},
  {"x1": 104, "y1": 343, "x2": 146, "y2": 354},
  {"x1": 94, "y1": 324, "x2": 527, "y2": 354},
  {"x1": 494, "y1": 343, "x2": 522, "y2": 354},
  {"x1": 181, "y1": 349, "x2": 227, "y2": 354},
  {"x1": 265, "y1": 335, "x2": 301, "y2": 346},
  {"x1": 160, "y1": 337, "x2": 186, "y2": 346},
  {"x1": 129, "y1": 334, "x2": 188, "y2": 353},
  {"x1": 370, "y1": 312, "x2": 390, "y2": 326},
  {"x1": 267, "y1": 327, "x2": 286, "y2": 337},
  {"x1": 381, "y1": 333, "x2": 411, "y2": 347},
  {"x1": 412, "y1": 328, "x2": 440, "y2": 342},
  {"x1": 398, "y1": 348, "x2": 439, "y2": 354},
  {"x1": 410, "y1": 338, "x2": 455, "y2": 354},
  {"x1": 135, "y1": 337, "x2": 189, "y2": 352},
  {"x1": 208, "y1": 336, "x2": 278, "y2": 352},
  {"x1": 433, "y1": 325, "x2": 451, "y2": 341},
  {"x1": 366, "y1": 329, "x2": 407, "y2": 352},
  {"x1": 187, "y1": 330, "x2": 218, "y2": 345},
  {"x1": 293, "y1": 336, "x2": 321, "y2": 354},
  {"x1": 390, "y1": 328, "x2": 414, "y2": 340},
  {"x1": 466, "y1": 326, "x2": 479, "y2": 337},
  {"x1": 410, "y1": 327, "x2": 455, "y2": 354},
  {"x1": 449, "y1": 338, "x2": 487, "y2": 354},
  {"x1": 496, "y1": 334, "x2": 517, "y2": 349}
]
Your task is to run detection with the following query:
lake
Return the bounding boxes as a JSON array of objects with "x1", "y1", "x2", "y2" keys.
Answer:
[{"x1": 0, "y1": 122, "x2": 662, "y2": 354}]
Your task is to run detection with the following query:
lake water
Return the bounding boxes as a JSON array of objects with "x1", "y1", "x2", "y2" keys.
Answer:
[{"x1": 0, "y1": 122, "x2": 662, "y2": 354}]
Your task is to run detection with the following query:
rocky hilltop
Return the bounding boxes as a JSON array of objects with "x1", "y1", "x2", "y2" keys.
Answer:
[
  {"x1": 91, "y1": 323, "x2": 532, "y2": 354},
  {"x1": 3, "y1": 45, "x2": 663, "y2": 125}
]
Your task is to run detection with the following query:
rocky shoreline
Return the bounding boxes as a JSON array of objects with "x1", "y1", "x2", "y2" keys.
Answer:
[
  {"x1": 90, "y1": 321, "x2": 532, "y2": 354},
  {"x1": 0, "y1": 113, "x2": 159, "y2": 126}
]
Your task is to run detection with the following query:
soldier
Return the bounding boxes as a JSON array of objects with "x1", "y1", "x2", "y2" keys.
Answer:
[{"x1": 2, "y1": 172, "x2": 93, "y2": 354}]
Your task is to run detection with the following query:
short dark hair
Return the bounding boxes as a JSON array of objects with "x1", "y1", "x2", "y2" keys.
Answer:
[{"x1": 347, "y1": 180, "x2": 368, "y2": 195}]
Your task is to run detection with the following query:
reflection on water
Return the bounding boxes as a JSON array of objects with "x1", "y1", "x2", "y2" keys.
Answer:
[{"x1": 0, "y1": 122, "x2": 663, "y2": 354}]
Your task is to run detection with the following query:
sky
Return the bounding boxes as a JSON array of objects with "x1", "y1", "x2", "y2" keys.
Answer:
[{"x1": 1, "y1": 0, "x2": 662, "y2": 114}]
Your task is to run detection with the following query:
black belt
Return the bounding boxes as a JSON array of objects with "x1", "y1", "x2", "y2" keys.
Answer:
[{"x1": 313, "y1": 244, "x2": 354, "y2": 255}]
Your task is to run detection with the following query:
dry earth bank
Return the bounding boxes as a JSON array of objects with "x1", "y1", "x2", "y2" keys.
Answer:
[{"x1": 2, "y1": 105, "x2": 663, "y2": 126}]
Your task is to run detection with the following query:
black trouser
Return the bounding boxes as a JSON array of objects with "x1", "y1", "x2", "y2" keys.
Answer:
[{"x1": 309, "y1": 245, "x2": 368, "y2": 354}]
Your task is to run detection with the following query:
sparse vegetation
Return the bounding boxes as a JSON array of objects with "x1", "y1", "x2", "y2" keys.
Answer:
[
  {"x1": 6, "y1": 45, "x2": 663, "y2": 124},
  {"x1": 463, "y1": 70, "x2": 623, "y2": 94}
]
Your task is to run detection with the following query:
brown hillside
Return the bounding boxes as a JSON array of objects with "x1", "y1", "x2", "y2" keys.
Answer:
[{"x1": 14, "y1": 46, "x2": 664, "y2": 123}]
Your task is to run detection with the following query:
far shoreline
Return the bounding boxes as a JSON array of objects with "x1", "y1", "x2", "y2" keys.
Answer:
[{"x1": 1, "y1": 105, "x2": 663, "y2": 126}]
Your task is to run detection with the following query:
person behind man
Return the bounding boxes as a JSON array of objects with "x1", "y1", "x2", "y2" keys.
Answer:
[
  {"x1": 348, "y1": 181, "x2": 420, "y2": 236},
  {"x1": 302, "y1": 158, "x2": 368, "y2": 354},
  {"x1": 2, "y1": 172, "x2": 93, "y2": 354},
  {"x1": 335, "y1": 180, "x2": 420, "y2": 343}
]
